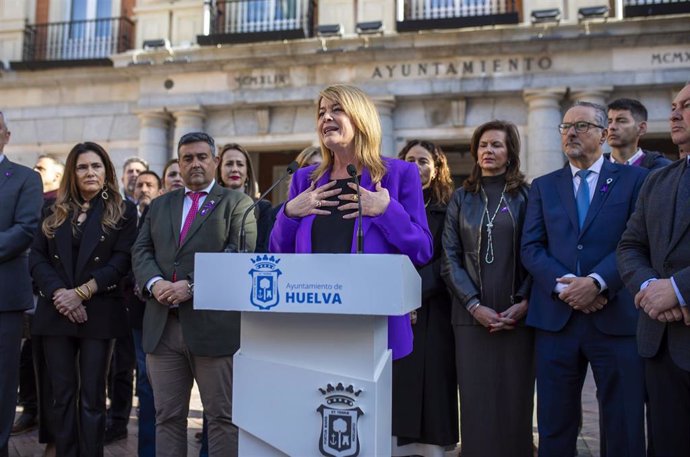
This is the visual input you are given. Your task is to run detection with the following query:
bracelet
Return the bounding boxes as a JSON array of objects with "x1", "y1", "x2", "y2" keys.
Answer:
[
  {"x1": 83, "y1": 282, "x2": 94, "y2": 299},
  {"x1": 74, "y1": 286, "x2": 88, "y2": 301},
  {"x1": 469, "y1": 302, "x2": 481, "y2": 315}
]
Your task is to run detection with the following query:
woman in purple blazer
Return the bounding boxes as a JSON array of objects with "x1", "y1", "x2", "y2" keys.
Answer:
[{"x1": 270, "y1": 84, "x2": 433, "y2": 359}]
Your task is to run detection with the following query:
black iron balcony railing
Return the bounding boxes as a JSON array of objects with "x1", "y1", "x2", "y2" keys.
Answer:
[
  {"x1": 397, "y1": 0, "x2": 520, "y2": 32},
  {"x1": 623, "y1": 0, "x2": 690, "y2": 17},
  {"x1": 19, "y1": 17, "x2": 134, "y2": 67},
  {"x1": 198, "y1": 0, "x2": 315, "y2": 45}
]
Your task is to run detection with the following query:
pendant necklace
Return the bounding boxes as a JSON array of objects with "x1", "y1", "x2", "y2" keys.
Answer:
[
  {"x1": 482, "y1": 184, "x2": 507, "y2": 264},
  {"x1": 76, "y1": 201, "x2": 90, "y2": 226}
]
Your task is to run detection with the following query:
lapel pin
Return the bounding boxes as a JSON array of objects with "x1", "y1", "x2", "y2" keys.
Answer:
[{"x1": 599, "y1": 178, "x2": 613, "y2": 193}]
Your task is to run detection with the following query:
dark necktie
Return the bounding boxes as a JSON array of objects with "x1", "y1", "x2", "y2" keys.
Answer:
[{"x1": 576, "y1": 169, "x2": 592, "y2": 229}]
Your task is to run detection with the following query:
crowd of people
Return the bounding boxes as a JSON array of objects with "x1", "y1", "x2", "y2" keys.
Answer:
[{"x1": 0, "y1": 82, "x2": 689, "y2": 457}]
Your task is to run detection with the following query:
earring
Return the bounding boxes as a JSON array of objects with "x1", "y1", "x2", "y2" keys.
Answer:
[{"x1": 101, "y1": 185, "x2": 109, "y2": 201}]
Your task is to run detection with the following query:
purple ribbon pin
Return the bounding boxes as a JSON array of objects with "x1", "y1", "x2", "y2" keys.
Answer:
[
  {"x1": 4, "y1": 171, "x2": 11, "y2": 177},
  {"x1": 500, "y1": 206, "x2": 509, "y2": 213},
  {"x1": 199, "y1": 199, "x2": 216, "y2": 216},
  {"x1": 599, "y1": 178, "x2": 613, "y2": 193}
]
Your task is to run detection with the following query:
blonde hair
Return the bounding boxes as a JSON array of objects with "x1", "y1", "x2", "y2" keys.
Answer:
[
  {"x1": 312, "y1": 85, "x2": 386, "y2": 183},
  {"x1": 295, "y1": 146, "x2": 321, "y2": 168}
]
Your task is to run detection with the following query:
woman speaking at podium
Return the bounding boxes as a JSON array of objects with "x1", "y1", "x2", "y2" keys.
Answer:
[{"x1": 269, "y1": 84, "x2": 433, "y2": 360}]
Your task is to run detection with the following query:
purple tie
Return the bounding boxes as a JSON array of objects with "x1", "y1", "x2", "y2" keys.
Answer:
[{"x1": 179, "y1": 191, "x2": 205, "y2": 245}]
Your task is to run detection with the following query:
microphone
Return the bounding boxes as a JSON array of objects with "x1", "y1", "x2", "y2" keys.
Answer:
[
  {"x1": 238, "y1": 161, "x2": 299, "y2": 253},
  {"x1": 347, "y1": 164, "x2": 364, "y2": 254}
]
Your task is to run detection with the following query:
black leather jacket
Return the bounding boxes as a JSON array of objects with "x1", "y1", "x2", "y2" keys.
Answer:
[{"x1": 441, "y1": 183, "x2": 531, "y2": 325}]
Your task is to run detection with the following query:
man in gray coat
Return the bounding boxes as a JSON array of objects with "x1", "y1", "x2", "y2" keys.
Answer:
[
  {"x1": 617, "y1": 83, "x2": 690, "y2": 455},
  {"x1": 132, "y1": 132, "x2": 256, "y2": 457},
  {"x1": 0, "y1": 111, "x2": 43, "y2": 457}
]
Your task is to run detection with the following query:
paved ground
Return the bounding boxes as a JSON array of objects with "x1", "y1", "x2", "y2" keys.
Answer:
[{"x1": 10, "y1": 369, "x2": 601, "y2": 456}]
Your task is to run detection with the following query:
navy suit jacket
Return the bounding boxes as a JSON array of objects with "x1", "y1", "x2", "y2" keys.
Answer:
[
  {"x1": 0, "y1": 158, "x2": 42, "y2": 311},
  {"x1": 521, "y1": 160, "x2": 647, "y2": 335}
]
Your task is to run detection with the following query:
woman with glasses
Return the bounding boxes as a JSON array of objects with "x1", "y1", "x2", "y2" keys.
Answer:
[
  {"x1": 441, "y1": 120, "x2": 534, "y2": 457},
  {"x1": 392, "y1": 140, "x2": 458, "y2": 457}
]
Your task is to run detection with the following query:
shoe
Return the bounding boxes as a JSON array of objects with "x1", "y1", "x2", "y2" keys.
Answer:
[
  {"x1": 104, "y1": 427, "x2": 127, "y2": 444},
  {"x1": 11, "y1": 413, "x2": 37, "y2": 435}
]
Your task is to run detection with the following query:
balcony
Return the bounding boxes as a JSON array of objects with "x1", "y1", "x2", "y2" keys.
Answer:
[
  {"x1": 198, "y1": 0, "x2": 316, "y2": 46},
  {"x1": 623, "y1": 0, "x2": 690, "y2": 17},
  {"x1": 396, "y1": 0, "x2": 519, "y2": 32},
  {"x1": 12, "y1": 17, "x2": 134, "y2": 70}
]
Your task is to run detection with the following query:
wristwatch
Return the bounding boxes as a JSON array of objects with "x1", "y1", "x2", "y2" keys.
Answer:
[
  {"x1": 591, "y1": 276, "x2": 602, "y2": 292},
  {"x1": 187, "y1": 281, "x2": 194, "y2": 297}
]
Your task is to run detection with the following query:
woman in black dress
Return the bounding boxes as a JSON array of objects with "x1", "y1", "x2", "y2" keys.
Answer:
[
  {"x1": 393, "y1": 140, "x2": 458, "y2": 457},
  {"x1": 30, "y1": 142, "x2": 137, "y2": 457},
  {"x1": 441, "y1": 120, "x2": 534, "y2": 457},
  {"x1": 216, "y1": 143, "x2": 272, "y2": 252}
]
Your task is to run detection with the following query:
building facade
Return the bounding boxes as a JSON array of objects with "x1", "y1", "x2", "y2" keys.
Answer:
[{"x1": 0, "y1": 0, "x2": 688, "y2": 198}]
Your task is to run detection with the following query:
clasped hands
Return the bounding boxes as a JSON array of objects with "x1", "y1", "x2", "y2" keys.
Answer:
[
  {"x1": 284, "y1": 180, "x2": 390, "y2": 219},
  {"x1": 556, "y1": 276, "x2": 607, "y2": 314},
  {"x1": 152, "y1": 280, "x2": 191, "y2": 307},
  {"x1": 634, "y1": 279, "x2": 690, "y2": 325},
  {"x1": 473, "y1": 299, "x2": 528, "y2": 333},
  {"x1": 53, "y1": 288, "x2": 88, "y2": 324}
]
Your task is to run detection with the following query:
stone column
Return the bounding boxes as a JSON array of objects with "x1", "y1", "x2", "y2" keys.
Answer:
[
  {"x1": 570, "y1": 87, "x2": 613, "y2": 107},
  {"x1": 173, "y1": 107, "x2": 206, "y2": 150},
  {"x1": 137, "y1": 110, "x2": 171, "y2": 174},
  {"x1": 375, "y1": 98, "x2": 396, "y2": 158},
  {"x1": 523, "y1": 89, "x2": 566, "y2": 180}
]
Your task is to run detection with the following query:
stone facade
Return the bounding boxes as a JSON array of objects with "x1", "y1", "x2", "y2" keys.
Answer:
[{"x1": 0, "y1": 0, "x2": 688, "y2": 187}]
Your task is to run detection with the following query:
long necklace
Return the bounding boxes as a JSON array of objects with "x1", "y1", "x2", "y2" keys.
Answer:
[{"x1": 481, "y1": 184, "x2": 507, "y2": 264}]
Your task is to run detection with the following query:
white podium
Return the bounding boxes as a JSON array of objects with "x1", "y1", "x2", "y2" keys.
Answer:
[{"x1": 194, "y1": 253, "x2": 421, "y2": 457}]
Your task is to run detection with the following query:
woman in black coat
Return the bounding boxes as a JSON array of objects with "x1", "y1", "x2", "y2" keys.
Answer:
[
  {"x1": 441, "y1": 120, "x2": 534, "y2": 457},
  {"x1": 392, "y1": 140, "x2": 458, "y2": 456},
  {"x1": 30, "y1": 142, "x2": 136, "y2": 457}
]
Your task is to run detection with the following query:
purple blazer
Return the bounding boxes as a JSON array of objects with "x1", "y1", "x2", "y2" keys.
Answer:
[{"x1": 270, "y1": 157, "x2": 433, "y2": 359}]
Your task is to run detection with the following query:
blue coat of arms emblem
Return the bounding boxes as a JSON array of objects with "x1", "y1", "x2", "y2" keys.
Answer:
[{"x1": 248, "y1": 255, "x2": 282, "y2": 310}]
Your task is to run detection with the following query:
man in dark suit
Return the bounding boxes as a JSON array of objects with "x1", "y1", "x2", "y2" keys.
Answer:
[
  {"x1": 132, "y1": 132, "x2": 256, "y2": 457},
  {"x1": 617, "y1": 83, "x2": 690, "y2": 456},
  {"x1": 0, "y1": 111, "x2": 43, "y2": 457},
  {"x1": 607, "y1": 98, "x2": 671, "y2": 170},
  {"x1": 521, "y1": 102, "x2": 647, "y2": 457}
]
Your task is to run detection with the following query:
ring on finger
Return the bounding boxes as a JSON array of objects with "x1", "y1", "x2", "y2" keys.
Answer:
[
  {"x1": 315, "y1": 200, "x2": 322, "y2": 208},
  {"x1": 352, "y1": 194, "x2": 358, "y2": 202}
]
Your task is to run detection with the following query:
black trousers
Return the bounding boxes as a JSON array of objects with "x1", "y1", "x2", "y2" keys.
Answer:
[
  {"x1": 645, "y1": 332, "x2": 690, "y2": 457},
  {"x1": 0, "y1": 311, "x2": 23, "y2": 457},
  {"x1": 17, "y1": 315, "x2": 37, "y2": 416},
  {"x1": 32, "y1": 334, "x2": 55, "y2": 443},
  {"x1": 106, "y1": 331, "x2": 135, "y2": 431},
  {"x1": 42, "y1": 336, "x2": 113, "y2": 457}
]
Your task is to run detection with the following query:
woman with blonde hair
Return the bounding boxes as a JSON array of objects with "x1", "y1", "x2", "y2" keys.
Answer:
[
  {"x1": 30, "y1": 142, "x2": 137, "y2": 456},
  {"x1": 270, "y1": 84, "x2": 433, "y2": 359}
]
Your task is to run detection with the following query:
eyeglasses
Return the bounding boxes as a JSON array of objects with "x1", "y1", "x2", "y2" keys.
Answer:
[{"x1": 558, "y1": 121, "x2": 605, "y2": 135}]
